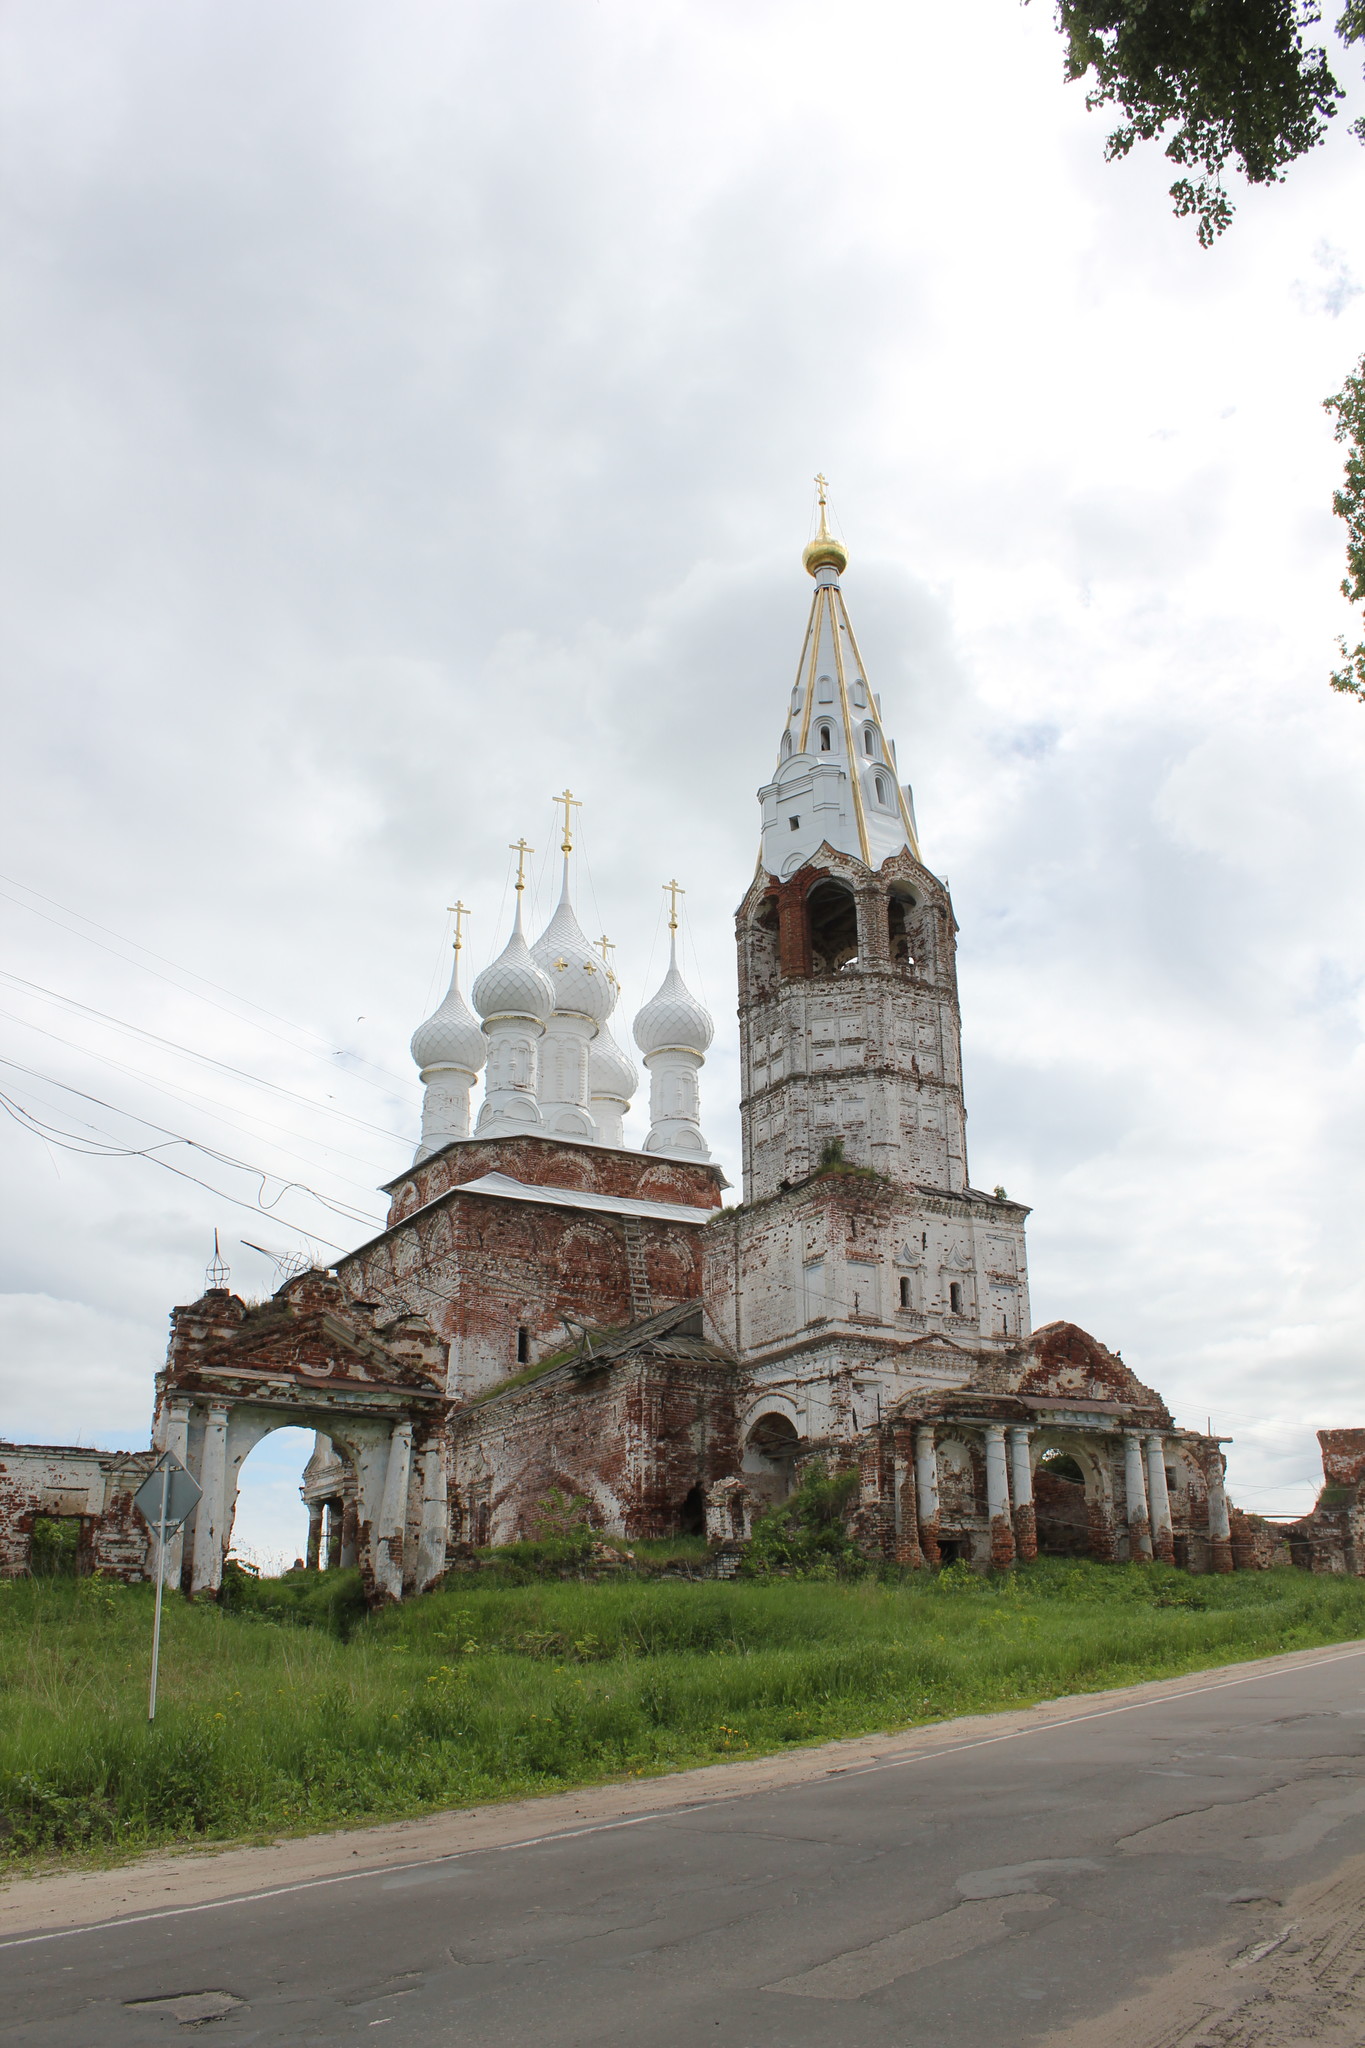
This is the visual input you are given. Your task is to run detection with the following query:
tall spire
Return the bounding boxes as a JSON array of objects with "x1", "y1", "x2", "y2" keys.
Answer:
[{"x1": 758, "y1": 480, "x2": 921, "y2": 879}]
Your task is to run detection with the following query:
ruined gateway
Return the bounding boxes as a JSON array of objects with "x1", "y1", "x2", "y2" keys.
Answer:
[{"x1": 4, "y1": 505, "x2": 1359, "y2": 1595}]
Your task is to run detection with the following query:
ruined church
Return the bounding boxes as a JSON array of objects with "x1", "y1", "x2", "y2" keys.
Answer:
[{"x1": 4, "y1": 501, "x2": 1359, "y2": 1592}]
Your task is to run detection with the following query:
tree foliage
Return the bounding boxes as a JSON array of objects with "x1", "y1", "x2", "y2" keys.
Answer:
[
  {"x1": 1048, "y1": 2, "x2": 1362, "y2": 244},
  {"x1": 1324, "y1": 356, "x2": 1365, "y2": 699}
]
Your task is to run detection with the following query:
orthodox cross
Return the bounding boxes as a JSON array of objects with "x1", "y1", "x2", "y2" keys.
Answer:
[
  {"x1": 815, "y1": 471, "x2": 828, "y2": 507},
  {"x1": 509, "y1": 838, "x2": 533, "y2": 893},
  {"x1": 446, "y1": 899, "x2": 469, "y2": 954},
  {"x1": 596, "y1": 933, "x2": 617, "y2": 986},
  {"x1": 663, "y1": 878, "x2": 685, "y2": 931},
  {"x1": 554, "y1": 788, "x2": 581, "y2": 855}
]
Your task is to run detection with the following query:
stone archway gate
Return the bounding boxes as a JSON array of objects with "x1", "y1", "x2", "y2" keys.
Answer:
[{"x1": 153, "y1": 1270, "x2": 451, "y2": 1603}]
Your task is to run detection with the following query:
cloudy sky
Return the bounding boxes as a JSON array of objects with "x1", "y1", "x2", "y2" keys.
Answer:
[{"x1": 2, "y1": 0, "x2": 1363, "y2": 1563}]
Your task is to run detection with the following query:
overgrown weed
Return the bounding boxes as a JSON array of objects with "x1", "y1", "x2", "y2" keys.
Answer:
[{"x1": 2, "y1": 1564, "x2": 1361, "y2": 1870}]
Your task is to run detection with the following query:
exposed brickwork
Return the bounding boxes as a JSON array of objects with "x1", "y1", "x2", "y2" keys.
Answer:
[
  {"x1": 449, "y1": 1308, "x2": 740, "y2": 1544},
  {"x1": 0, "y1": 1445, "x2": 158, "y2": 1580}
]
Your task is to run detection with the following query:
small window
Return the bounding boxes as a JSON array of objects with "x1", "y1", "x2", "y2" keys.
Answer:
[
  {"x1": 899, "y1": 1276, "x2": 912, "y2": 1309},
  {"x1": 780, "y1": 731, "x2": 794, "y2": 759},
  {"x1": 874, "y1": 774, "x2": 888, "y2": 804},
  {"x1": 949, "y1": 1281, "x2": 963, "y2": 1315},
  {"x1": 789, "y1": 814, "x2": 800, "y2": 831},
  {"x1": 516, "y1": 1326, "x2": 529, "y2": 1364},
  {"x1": 863, "y1": 729, "x2": 874, "y2": 756},
  {"x1": 819, "y1": 725, "x2": 832, "y2": 752}
]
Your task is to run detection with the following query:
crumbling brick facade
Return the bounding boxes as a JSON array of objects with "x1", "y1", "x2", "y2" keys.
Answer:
[{"x1": 0, "y1": 1445, "x2": 158, "y2": 1581}]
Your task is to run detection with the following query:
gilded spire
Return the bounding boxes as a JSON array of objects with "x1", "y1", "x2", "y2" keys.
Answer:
[{"x1": 802, "y1": 472, "x2": 849, "y2": 580}]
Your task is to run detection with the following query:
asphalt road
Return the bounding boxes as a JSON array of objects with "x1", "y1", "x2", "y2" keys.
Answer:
[{"x1": 5, "y1": 1646, "x2": 1365, "y2": 2047}]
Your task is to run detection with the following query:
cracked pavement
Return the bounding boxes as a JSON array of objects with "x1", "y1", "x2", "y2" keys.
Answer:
[{"x1": 2, "y1": 1644, "x2": 1364, "y2": 2045}]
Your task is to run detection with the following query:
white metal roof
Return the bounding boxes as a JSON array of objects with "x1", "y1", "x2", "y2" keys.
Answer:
[{"x1": 453, "y1": 1170, "x2": 713, "y2": 1227}]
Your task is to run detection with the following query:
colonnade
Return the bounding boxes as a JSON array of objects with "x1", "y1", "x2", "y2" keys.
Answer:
[{"x1": 905, "y1": 1421, "x2": 1193, "y2": 1568}]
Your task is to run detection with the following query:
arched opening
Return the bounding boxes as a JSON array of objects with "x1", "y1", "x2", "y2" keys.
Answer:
[
  {"x1": 1033, "y1": 1445, "x2": 1094, "y2": 1558},
  {"x1": 899, "y1": 1275, "x2": 913, "y2": 1310},
  {"x1": 229, "y1": 1425, "x2": 324, "y2": 1577},
  {"x1": 818, "y1": 724, "x2": 833, "y2": 751},
  {"x1": 743, "y1": 1411, "x2": 800, "y2": 1502},
  {"x1": 678, "y1": 1483, "x2": 706, "y2": 1535},
  {"x1": 949, "y1": 1280, "x2": 964, "y2": 1315},
  {"x1": 516, "y1": 1325, "x2": 530, "y2": 1364},
  {"x1": 887, "y1": 886, "x2": 917, "y2": 968},
  {"x1": 874, "y1": 774, "x2": 888, "y2": 804},
  {"x1": 807, "y1": 878, "x2": 858, "y2": 973},
  {"x1": 863, "y1": 727, "x2": 875, "y2": 757},
  {"x1": 780, "y1": 731, "x2": 794, "y2": 759}
]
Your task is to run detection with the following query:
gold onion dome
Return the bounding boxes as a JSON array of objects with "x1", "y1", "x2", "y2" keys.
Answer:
[{"x1": 802, "y1": 478, "x2": 848, "y2": 578}]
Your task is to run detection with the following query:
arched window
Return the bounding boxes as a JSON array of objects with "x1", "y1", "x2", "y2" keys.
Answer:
[
  {"x1": 863, "y1": 728, "x2": 875, "y2": 756},
  {"x1": 807, "y1": 878, "x2": 858, "y2": 973},
  {"x1": 899, "y1": 1275, "x2": 912, "y2": 1309},
  {"x1": 818, "y1": 725, "x2": 832, "y2": 752},
  {"x1": 949, "y1": 1281, "x2": 964, "y2": 1315},
  {"x1": 780, "y1": 731, "x2": 794, "y2": 759},
  {"x1": 874, "y1": 774, "x2": 888, "y2": 804}
]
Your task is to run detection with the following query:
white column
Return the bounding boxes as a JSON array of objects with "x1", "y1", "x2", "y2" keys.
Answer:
[
  {"x1": 1008, "y1": 1428, "x2": 1033, "y2": 1511},
  {"x1": 1145, "y1": 1433, "x2": 1173, "y2": 1560},
  {"x1": 157, "y1": 1398, "x2": 191, "y2": 1588},
  {"x1": 985, "y1": 1426, "x2": 1010, "y2": 1523},
  {"x1": 1207, "y1": 1453, "x2": 1232, "y2": 1569},
  {"x1": 643, "y1": 1047, "x2": 710, "y2": 1160},
  {"x1": 414, "y1": 1440, "x2": 448, "y2": 1592},
  {"x1": 189, "y1": 1404, "x2": 229, "y2": 1595},
  {"x1": 985, "y1": 1424, "x2": 1014, "y2": 1566},
  {"x1": 1125, "y1": 1432, "x2": 1153, "y2": 1559},
  {"x1": 914, "y1": 1425, "x2": 939, "y2": 1522},
  {"x1": 373, "y1": 1421, "x2": 414, "y2": 1601}
]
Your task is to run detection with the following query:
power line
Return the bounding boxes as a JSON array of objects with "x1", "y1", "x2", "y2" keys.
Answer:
[
  {"x1": 0, "y1": 971, "x2": 408, "y2": 1141},
  {"x1": 0, "y1": 1004, "x2": 397, "y2": 1197},
  {"x1": 0, "y1": 872, "x2": 418, "y2": 1097},
  {"x1": 0, "y1": 1059, "x2": 386, "y2": 1245}
]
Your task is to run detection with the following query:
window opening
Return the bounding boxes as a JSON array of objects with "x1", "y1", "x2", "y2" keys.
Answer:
[
  {"x1": 818, "y1": 725, "x2": 832, "y2": 751},
  {"x1": 949, "y1": 1281, "x2": 964, "y2": 1315},
  {"x1": 888, "y1": 889, "x2": 917, "y2": 969},
  {"x1": 863, "y1": 728, "x2": 874, "y2": 756},
  {"x1": 806, "y1": 878, "x2": 858, "y2": 973},
  {"x1": 899, "y1": 1276, "x2": 912, "y2": 1309},
  {"x1": 789, "y1": 814, "x2": 800, "y2": 831},
  {"x1": 516, "y1": 1326, "x2": 529, "y2": 1364},
  {"x1": 874, "y1": 774, "x2": 887, "y2": 803}
]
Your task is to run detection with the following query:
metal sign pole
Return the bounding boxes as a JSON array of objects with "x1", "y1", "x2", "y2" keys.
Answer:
[{"x1": 148, "y1": 1461, "x2": 169, "y2": 1724}]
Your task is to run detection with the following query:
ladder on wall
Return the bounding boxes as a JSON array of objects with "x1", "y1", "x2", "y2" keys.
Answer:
[{"x1": 621, "y1": 1217, "x2": 653, "y2": 1324}]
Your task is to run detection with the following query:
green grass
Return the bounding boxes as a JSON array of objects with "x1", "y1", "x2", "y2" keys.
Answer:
[{"x1": 2, "y1": 1561, "x2": 1363, "y2": 1871}]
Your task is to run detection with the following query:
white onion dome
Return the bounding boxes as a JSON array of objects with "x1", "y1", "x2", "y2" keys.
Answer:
[
  {"x1": 589, "y1": 1019, "x2": 638, "y2": 1101},
  {"x1": 472, "y1": 915, "x2": 555, "y2": 1024},
  {"x1": 411, "y1": 959, "x2": 486, "y2": 1074},
  {"x1": 531, "y1": 892, "x2": 614, "y2": 1025},
  {"x1": 633, "y1": 949, "x2": 714, "y2": 1057}
]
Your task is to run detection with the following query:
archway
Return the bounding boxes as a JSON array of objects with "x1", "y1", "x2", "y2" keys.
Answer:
[
  {"x1": 1031, "y1": 1438, "x2": 1110, "y2": 1558},
  {"x1": 227, "y1": 1425, "x2": 318, "y2": 1575},
  {"x1": 807, "y1": 879, "x2": 859, "y2": 974},
  {"x1": 157, "y1": 1269, "x2": 452, "y2": 1604},
  {"x1": 743, "y1": 1411, "x2": 801, "y2": 1502}
]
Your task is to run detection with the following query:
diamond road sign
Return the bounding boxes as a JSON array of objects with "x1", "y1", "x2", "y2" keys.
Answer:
[{"x1": 134, "y1": 1453, "x2": 202, "y2": 1536}]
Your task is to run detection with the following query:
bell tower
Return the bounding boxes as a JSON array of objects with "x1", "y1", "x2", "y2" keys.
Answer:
[
  {"x1": 737, "y1": 486, "x2": 968, "y2": 1205},
  {"x1": 705, "y1": 491, "x2": 1031, "y2": 1411}
]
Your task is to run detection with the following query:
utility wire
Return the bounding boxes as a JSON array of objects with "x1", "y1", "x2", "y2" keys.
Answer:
[
  {"x1": 0, "y1": 872, "x2": 417, "y2": 1096},
  {"x1": 0, "y1": 972, "x2": 408, "y2": 1141},
  {"x1": 0, "y1": 1006, "x2": 395, "y2": 1198},
  {"x1": 0, "y1": 1059, "x2": 385, "y2": 1241}
]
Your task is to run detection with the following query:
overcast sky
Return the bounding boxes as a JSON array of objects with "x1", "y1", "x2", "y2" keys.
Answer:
[{"x1": 2, "y1": 0, "x2": 1363, "y2": 1563}]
